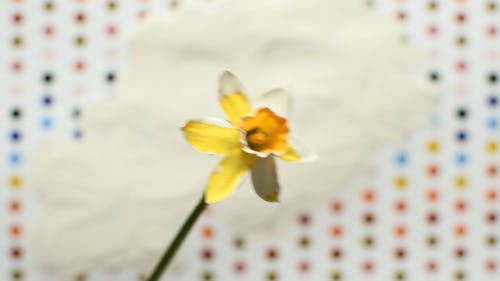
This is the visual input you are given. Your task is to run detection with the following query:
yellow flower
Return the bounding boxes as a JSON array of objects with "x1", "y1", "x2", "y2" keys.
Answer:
[{"x1": 182, "y1": 71, "x2": 315, "y2": 204}]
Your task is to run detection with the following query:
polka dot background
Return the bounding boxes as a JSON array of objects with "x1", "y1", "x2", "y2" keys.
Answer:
[{"x1": 0, "y1": 0, "x2": 499, "y2": 281}]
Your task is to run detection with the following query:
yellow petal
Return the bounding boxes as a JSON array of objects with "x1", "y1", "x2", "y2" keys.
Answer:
[
  {"x1": 205, "y1": 149, "x2": 256, "y2": 204},
  {"x1": 182, "y1": 118, "x2": 241, "y2": 155},
  {"x1": 219, "y1": 71, "x2": 253, "y2": 126},
  {"x1": 278, "y1": 136, "x2": 317, "y2": 162}
]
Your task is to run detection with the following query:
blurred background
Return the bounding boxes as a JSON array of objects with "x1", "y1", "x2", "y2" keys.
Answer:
[{"x1": 1, "y1": 0, "x2": 500, "y2": 281}]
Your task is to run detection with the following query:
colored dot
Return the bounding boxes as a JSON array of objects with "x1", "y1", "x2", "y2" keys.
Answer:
[
  {"x1": 266, "y1": 271, "x2": 278, "y2": 281},
  {"x1": 75, "y1": 12, "x2": 86, "y2": 24},
  {"x1": 427, "y1": 164, "x2": 440, "y2": 177},
  {"x1": 9, "y1": 199, "x2": 22, "y2": 213},
  {"x1": 454, "y1": 247, "x2": 467, "y2": 259},
  {"x1": 455, "y1": 152, "x2": 469, "y2": 165},
  {"x1": 73, "y1": 129, "x2": 83, "y2": 139},
  {"x1": 233, "y1": 260, "x2": 246, "y2": 274},
  {"x1": 10, "y1": 130, "x2": 22, "y2": 142},
  {"x1": 426, "y1": 235, "x2": 439, "y2": 248},
  {"x1": 394, "y1": 270, "x2": 406, "y2": 281},
  {"x1": 427, "y1": 140, "x2": 441, "y2": 154},
  {"x1": 486, "y1": 211, "x2": 498, "y2": 224},
  {"x1": 330, "y1": 200, "x2": 344, "y2": 213},
  {"x1": 9, "y1": 175, "x2": 23, "y2": 189},
  {"x1": 454, "y1": 270, "x2": 465, "y2": 280},
  {"x1": 454, "y1": 175, "x2": 469, "y2": 189},
  {"x1": 200, "y1": 225, "x2": 214, "y2": 239},
  {"x1": 41, "y1": 117, "x2": 53, "y2": 130},
  {"x1": 456, "y1": 35, "x2": 467, "y2": 47},
  {"x1": 107, "y1": 0, "x2": 119, "y2": 11},
  {"x1": 12, "y1": 35, "x2": 24, "y2": 48},
  {"x1": 456, "y1": 130, "x2": 468, "y2": 142},
  {"x1": 394, "y1": 199, "x2": 408, "y2": 213},
  {"x1": 455, "y1": 199, "x2": 467, "y2": 213},
  {"x1": 44, "y1": 1, "x2": 55, "y2": 12},
  {"x1": 394, "y1": 224, "x2": 407, "y2": 238},
  {"x1": 330, "y1": 271, "x2": 343, "y2": 281},
  {"x1": 74, "y1": 35, "x2": 86, "y2": 47},
  {"x1": 363, "y1": 212, "x2": 376, "y2": 225},
  {"x1": 330, "y1": 248, "x2": 343, "y2": 260},
  {"x1": 42, "y1": 95, "x2": 54, "y2": 106},
  {"x1": 11, "y1": 246, "x2": 23, "y2": 259},
  {"x1": 11, "y1": 269, "x2": 23, "y2": 280},
  {"x1": 362, "y1": 235, "x2": 375, "y2": 248},
  {"x1": 454, "y1": 224, "x2": 467, "y2": 237},
  {"x1": 426, "y1": 212, "x2": 439, "y2": 225},
  {"x1": 330, "y1": 225, "x2": 344, "y2": 238},
  {"x1": 488, "y1": 95, "x2": 498, "y2": 106},
  {"x1": 298, "y1": 213, "x2": 311, "y2": 226},
  {"x1": 487, "y1": 2, "x2": 497, "y2": 12},
  {"x1": 488, "y1": 117, "x2": 498, "y2": 130},
  {"x1": 201, "y1": 271, "x2": 214, "y2": 281},
  {"x1": 298, "y1": 235, "x2": 311, "y2": 248},
  {"x1": 297, "y1": 260, "x2": 311, "y2": 273},
  {"x1": 486, "y1": 188, "x2": 498, "y2": 202},
  {"x1": 427, "y1": 1, "x2": 438, "y2": 11},
  {"x1": 394, "y1": 247, "x2": 407, "y2": 259},
  {"x1": 396, "y1": 152, "x2": 409, "y2": 165},
  {"x1": 10, "y1": 224, "x2": 23, "y2": 237},
  {"x1": 200, "y1": 248, "x2": 214, "y2": 261},
  {"x1": 394, "y1": 176, "x2": 408, "y2": 189},
  {"x1": 9, "y1": 152, "x2": 22, "y2": 165},
  {"x1": 266, "y1": 247, "x2": 279, "y2": 261},
  {"x1": 233, "y1": 236, "x2": 245, "y2": 249},
  {"x1": 426, "y1": 189, "x2": 440, "y2": 202},
  {"x1": 12, "y1": 13, "x2": 24, "y2": 25},
  {"x1": 486, "y1": 234, "x2": 497, "y2": 247}
]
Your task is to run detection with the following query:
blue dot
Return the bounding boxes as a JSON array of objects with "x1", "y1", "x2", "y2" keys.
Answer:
[
  {"x1": 73, "y1": 129, "x2": 82, "y2": 139},
  {"x1": 10, "y1": 130, "x2": 22, "y2": 142},
  {"x1": 41, "y1": 117, "x2": 53, "y2": 130},
  {"x1": 489, "y1": 95, "x2": 498, "y2": 107},
  {"x1": 456, "y1": 152, "x2": 469, "y2": 166},
  {"x1": 396, "y1": 152, "x2": 409, "y2": 166},
  {"x1": 9, "y1": 152, "x2": 22, "y2": 165},
  {"x1": 42, "y1": 95, "x2": 54, "y2": 106},
  {"x1": 456, "y1": 130, "x2": 468, "y2": 142},
  {"x1": 488, "y1": 117, "x2": 499, "y2": 130}
]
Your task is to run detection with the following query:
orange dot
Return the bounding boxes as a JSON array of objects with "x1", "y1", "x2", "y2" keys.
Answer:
[
  {"x1": 486, "y1": 188, "x2": 498, "y2": 202},
  {"x1": 455, "y1": 199, "x2": 467, "y2": 213},
  {"x1": 426, "y1": 188, "x2": 440, "y2": 202},
  {"x1": 330, "y1": 225, "x2": 344, "y2": 238},
  {"x1": 9, "y1": 199, "x2": 22, "y2": 213},
  {"x1": 10, "y1": 224, "x2": 23, "y2": 237},
  {"x1": 362, "y1": 188, "x2": 376, "y2": 203},
  {"x1": 393, "y1": 224, "x2": 407, "y2": 238},
  {"x1": 454, "y1": 224, "x2": 467, "y2": 237},
  {"x1": 201, "y1": 225, "x2": 214, "y2": 239}
]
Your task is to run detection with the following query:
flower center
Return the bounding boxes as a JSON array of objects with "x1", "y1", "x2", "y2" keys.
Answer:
[{"x1": 241, "y1": 108, "x2": 289, "y2": 155}]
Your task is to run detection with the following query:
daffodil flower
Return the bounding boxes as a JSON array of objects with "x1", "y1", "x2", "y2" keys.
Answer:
[{"x1": 182, "y1": 71, "x2": 315, "y2": 204}]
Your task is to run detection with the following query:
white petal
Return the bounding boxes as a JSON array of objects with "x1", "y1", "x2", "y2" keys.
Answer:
[
  {"x1": 255, "y1": 88, "x2": 290, "y2": 118},
  {"x1": 279, "y1": 135, "x2": 317, "y2": 162},
  {"x1": 250, "y1": 156, "x2": 280, "y2": 202},
  {"x1": 219, "y1": 70, "x2": 246, "y2": 98}
]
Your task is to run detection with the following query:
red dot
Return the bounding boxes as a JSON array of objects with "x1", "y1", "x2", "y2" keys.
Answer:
[
  {"x1": 427, "y1": 165, "x2": 440, "y2": 177},
  {"x1": 394, "y1": 247, "x2": 407, "y2": 259},
  {"x1": 44, "y1": 25, "x2": 55, "y2": 38},
  {"x1": 427, "y1": 24, "x2": 439, "y2": 37},
  {"x1": 486, "y1": 259, "x2": 497, "y2": 272},
  {"x1": 11, "y1": 61, "x2": 23, "y2": 73},
  {"x1": 487, "y1": 164, "x2": 498, "y2": 177},
  {"x1": 330, "y1": 248, "x2": 343, "y2": 260},
  {"x1": 456, "y1": 60, "x2": 468, "y2": 73},
  {"x1": 11, "y1": 246, "x2": 23, "y2": 259},
  {"x1": 266, "y1": 247, "x2": 279, "y2": 261},
  {"x1": 107, "y1": 25, "x2": 118, "y2": 37},
  {"x1": 396, "y1": 11, "x2": 407, "y2": 22},
  {"x1": 362, "y1": 260, "x2": 375, "y2": 273},
  {"x1": 12, "y1": 13, "x2": 24, "y2": 25},
  {"x1": 298, "y1": 213, "x2": 311, "y2": 226},
  {"x1": 9, "y1": 199, "x2": 22, "y2": 213},
  {"x1": 74, "y1": 60, "x2": 86, "y2": 73},
  {"x1": 298, "y1": 260, "x2": 310, "y2": 273},
  {"x1": 233, "y1": 260, "x2": 246, "y2": 274},
  {"x1": 455, "y1": 199, "x2": 467, "y2": 213},
  {"x1": 487, "y1": 25, "x2": 497, "y2": 38},
  {"x1": 330, "y1": 200, "x2": 343, "y2": 214},
  {"x1": 394, "y1": 199, "x2": 408, "y2": 213},
  {"x1": 455, "y1": 12, "x2": 466, "y2": 24},
  {"x1": 201, "y1": 248, "x2": 214, "y2": 261},
  {"x1": 426, "y1": 260, "x2": 438, "y2": 273},
  {"x1": 75, "y1": 12, "x2": 86, "y2": 24}
]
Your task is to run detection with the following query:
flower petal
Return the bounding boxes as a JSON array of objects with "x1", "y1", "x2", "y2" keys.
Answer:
[
  {"x1": 182, "y1": 118, "x2": 241, "y2": 155},
  {"x1": 219, "y1": 71, "x2": 253, "y2": 126},
  {"x1": 205, "y1": 149, "x2": 257, "y2": 204},
  {"x1": 251, "y1": 156, "x2": 280, "y2": 202},
  {"x1": 254, "y1": 88, "x2": 289, "y2": 118},
  {"x1": 279, "y1": 136, "x2": 317, "y2": 162}
]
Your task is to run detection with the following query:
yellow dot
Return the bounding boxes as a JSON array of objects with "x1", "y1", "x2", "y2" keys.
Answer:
[
  {"x1": 107, "y1": 1, "x2": 118, "y2": 11},
  {"x1": 456, "y1": 35, "x2": 467, "y2": 47},
  {"x1": 487, "y1": 2, "x2": 497, "y2": 12},
  {"x1": 74, "y1": 35, "x2": 86, "y2": 47},
  {"x1": 454, "y1": 175, "x2": 468, "y2": 190},
  {"x1": 12, "y1": 36, "x2": 24, "y2": 48},
  {"x1": 394, "y1": 176, "x2": 408, "y2": 190},
  {"x1": 10, "y1": 175, "x2": 23, "y2": 189},
  {"x1": 427, "y1": 1, "x2": 438, "y2": 11},
  {"x1": 486, "y1": 140, "x2": 499, "y2": 154},
  {"x1": 427, "y1": 140, "x2": 441, "y2": 154},
  {"x1": 170, "y1": 0, "x2": 180, "y2": 10}
]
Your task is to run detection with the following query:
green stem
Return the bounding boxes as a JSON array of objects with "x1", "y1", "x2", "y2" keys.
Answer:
[{"x1": 147, "y1": 195, "x2": 207, "y2": 281}]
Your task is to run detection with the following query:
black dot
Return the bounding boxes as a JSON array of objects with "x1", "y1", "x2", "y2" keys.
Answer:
[
  {"x1": 106, "y1": 71, "x2": 116, "y2": 83},
  {"x1": 72, "y1": 107, "x2": 81, "y2": 119},
  {"x1": 488, "y1": 72, "x2": 498, "y2": 84},
  {"x1": 42, "y1": 72, "x2": 54, "y2": 84},
  {"x1": 456, "y1": 107, "x2": 468, "y2": 120},
  {"x1": 11, "y1": 107, "x2": 22, "y2": 119},
  {"x1": 429, "y1": 71, "x2": 440, "y2": 82}
]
